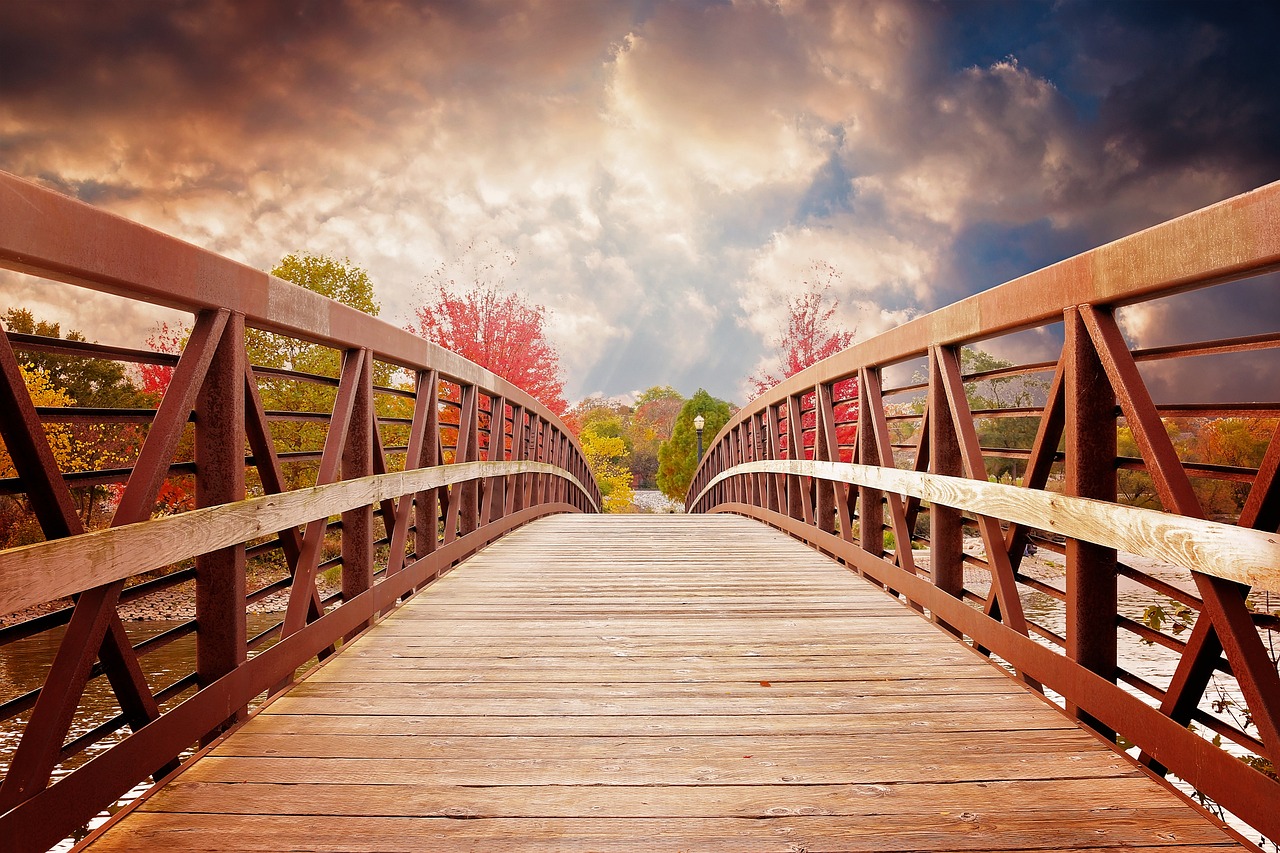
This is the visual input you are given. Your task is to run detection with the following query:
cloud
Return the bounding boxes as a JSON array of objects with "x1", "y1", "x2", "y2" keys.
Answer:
[{"x1": 0, "y1": 0, "x2": 1276, "y2": 406}]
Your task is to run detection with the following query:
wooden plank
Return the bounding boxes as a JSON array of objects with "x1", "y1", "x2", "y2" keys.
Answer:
[
  {"x1": 206, "y1": 731, "x2": 1119, "y2": 760},
  {"x1": 137, "y1": 777, "x2": 1197, "y2": 818},
  {"x1": 176, "y1": 752, "x2": 1139, "y2": 786},
  {"x1": 84, "y1": 514, "x2": 1240, "y2": 853},
  {"x1": 245, "y1": 710, "x2": 1076, "y2": 738},
  {"x1": 85, "y1": 812, "x2": 1235, "y2": 853}
]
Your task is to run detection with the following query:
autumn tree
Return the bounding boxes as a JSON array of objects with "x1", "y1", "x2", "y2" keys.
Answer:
[
  {"x1": 2, "y1": 309, "x2": 150, "y2": 528},
  {"x1": 563, "y1": 395, "x2": 628, "y2": 438},
  {"x1": 408, "y1": 243, "x2": 567, "y2": 416},
  {"x1": 577, "y1": 408, "x2": 634, "y2": 512},
  {"x1": 1185, "y1": 417, "x2": 1274, "y2": 519},
  {"x1": 747, "y1": 262, "x2": 857, "y2": 398},
  {"x1": 746, "y1": 262, "x2": 858, "y2": 458},
  {"x1": 629, "y1": 385, "x2": 683, "y2": 488},
  {"x1": 657, "y1": 389, "x2": 734, "y2": 502},
  {"x1": 0, "y1": 364, "x2": 77, "y2": 547}
]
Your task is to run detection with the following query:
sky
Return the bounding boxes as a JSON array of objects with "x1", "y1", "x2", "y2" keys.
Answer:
[{"x1": 1, "y1": 0, "x2": 1278, "y2": 405}]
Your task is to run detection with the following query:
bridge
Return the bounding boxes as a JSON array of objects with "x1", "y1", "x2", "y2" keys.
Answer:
[{"x1": 0, "y1": 169, "x2": 1277, "y2": 852}]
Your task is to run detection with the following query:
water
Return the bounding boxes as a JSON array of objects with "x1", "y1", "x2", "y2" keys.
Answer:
[
  {"x1": 957, "y1": 545, "x2": 1271, "y2": 848},
  {"x1": 0, "y1": 613, "x2": 285, "y2": 849}
]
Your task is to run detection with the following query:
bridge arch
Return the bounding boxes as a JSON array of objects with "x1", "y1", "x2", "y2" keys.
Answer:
[
  {"x1": 0, "y1": 169, "x2": 599, "y2": 850},
  {"x1": 687, "y1": 180, "x2": 1280, "y2": 841}
]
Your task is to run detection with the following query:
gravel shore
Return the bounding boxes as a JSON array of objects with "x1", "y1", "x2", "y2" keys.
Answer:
[{"x1": 0, "y1": 572, "x2": 342, "y2": 627}]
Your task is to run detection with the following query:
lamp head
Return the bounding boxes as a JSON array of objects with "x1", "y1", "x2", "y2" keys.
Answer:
[{"x1": 693, "y1": 414, "x2": 706, "y2": 431}]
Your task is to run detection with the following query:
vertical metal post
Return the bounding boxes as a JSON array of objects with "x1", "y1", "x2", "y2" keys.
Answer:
[
  {"x1": 815, "y1": 385, "x2": 836, "y2": 534},
  {"x1": 1064, "y1": 309, "x2": 1118, "y2": 736},
  {"x1": 856, "y1": 375, "x2": 883, "y2": 555},
  {"x1": 414, "y1": 370, "x2": 441, "y2": 559},
  {"x1": 195, "y1": 311, "x2": 246, "y2": 732},
  {"x1": 929, "y1": 347, "x2": 964, "y2": 626},
  {"x1": 341, "y1": 349, "x2": 374, "y2": 637}
]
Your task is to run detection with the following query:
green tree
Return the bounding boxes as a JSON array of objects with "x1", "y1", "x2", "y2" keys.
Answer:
[
  {"x1": 903, "y1": 347, "x2": 1047, "y2": 481},
  {"x1": 657, "y1": 389, "x2": 733, "y2": 501},
  {"x1": 960, "y1": 348, "x2": 1047, "y2": 482},
  {"x1": 254, "y1": 254, "x2": 405, "y2": 489},
  {"x1": 3, "y1": 308, "x2": 146, "y2": 408}
]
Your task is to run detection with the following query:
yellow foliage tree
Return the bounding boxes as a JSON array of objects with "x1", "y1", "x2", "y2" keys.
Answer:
[
  {"x1": 581, "y1": 429, "x2": 633, "y2": 513},
  {"x1": 0, "y1": 363, "x2": 76, "y2": 479}
]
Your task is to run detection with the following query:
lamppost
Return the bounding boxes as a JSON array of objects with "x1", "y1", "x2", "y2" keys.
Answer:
[{"x1": 694, "y1": 414, "x2": 705, "y2": 463}]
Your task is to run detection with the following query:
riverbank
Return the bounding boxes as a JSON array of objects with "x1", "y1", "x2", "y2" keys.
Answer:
[
  {"x1": 630, "y1": 489, "x2": 684, "y2": 513},
  {"x1": 0, "y1": 569, "x2": 342, "y2": 626}
]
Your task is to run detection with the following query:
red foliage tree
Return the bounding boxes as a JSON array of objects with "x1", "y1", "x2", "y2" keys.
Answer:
[
  {"x1": 746, "y1": 262, "x2": 858, "y2": 460},
  {"x1": 139, "y1": 321, "x2": 185, "y2": 399},
  {"x1": 408, "y1": 247, "x2": 568, "y2": 417}
]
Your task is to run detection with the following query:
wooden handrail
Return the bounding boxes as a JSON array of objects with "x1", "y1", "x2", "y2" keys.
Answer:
[
  {"x1": 693, "y1": 459, "x2": 1280, "y2": 592},
  {"x1": 0, "y1": 461, "x2": 596, "y2": 618}
]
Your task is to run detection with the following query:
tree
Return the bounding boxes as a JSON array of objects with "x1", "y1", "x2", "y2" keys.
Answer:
[
  {"x1": 746, "y1": 263, "x2": 858, "y2": 460},
  {"x1": 960, "y1": 348, "x2": 1048, "y2": 482},
  {"x1": 579, "y1": 409, "x2": 635, "y2": 512},
  {"x1": 1185, "y1": 417, "x2": 1274, "y2": 519},
  {"x1": 657, "y1": 390, "x2": 734, "y2": 501},
  {"x1": 142, "y1": 253, "x2": 400, "y2": 494},
  {"x1": 1117, "y1": 420, "x2": 1190, "y2": 510},
  {"x1": 2, "y1": 309, "x2": 151, "y2": 528},
  {"x1": 629, "y1": 385, "x2": 684, "y2": 488},
  {"x1": 3, "y1": 308, "x2": 145, "y2": 408},
  {"x1": 260, "y1": 253, "x2": 407, "y2": 487},
  {"x1": 746, "y1": 262, "x2": 857, "y2": 398},
  {"x1": 408, "y1": 243, "x2": 567, "y2": 416},
  {"x1": 899, "y1": 347, "x2": 1049, "y2": 480},
  {"x1": 0, "y1": 364, "x2": 76, "y2": 547}
]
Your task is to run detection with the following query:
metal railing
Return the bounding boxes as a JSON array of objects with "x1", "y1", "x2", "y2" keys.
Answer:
[
  {"x1": 0, "y1": 169, "x2": 600, "y2": 853},
  {"x1": 688, "y1": 180, "x2": 1280, "y2": 844}
]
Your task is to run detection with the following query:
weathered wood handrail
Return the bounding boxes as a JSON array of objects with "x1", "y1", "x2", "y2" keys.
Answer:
[
  {"x1": 0, "y1": 461, "x2": 597, "y2": 618},
  {"x1": 693, "y1": 459, "x2": 1280, "y2": 592},
  {"x1": 687, "y1": 180, "x2": 1280, "y2": 844}
]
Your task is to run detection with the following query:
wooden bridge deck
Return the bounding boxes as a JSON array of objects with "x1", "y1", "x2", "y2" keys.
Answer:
[{"x1": 85, "y1": 515, "x2": 1240, "y2": 852}]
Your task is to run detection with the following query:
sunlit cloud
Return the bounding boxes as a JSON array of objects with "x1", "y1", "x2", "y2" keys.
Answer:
[{"x1": 1, "y1": 0, "x2": 1276, "y2": 403}]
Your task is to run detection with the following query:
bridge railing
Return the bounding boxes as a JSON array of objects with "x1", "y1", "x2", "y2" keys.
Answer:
[
  {"x1": 688, "y1": 182, "x2": 1280, "y2": 843},
  {"x1": 0, "y1": 169, "x2": 600, "y2": 852}
]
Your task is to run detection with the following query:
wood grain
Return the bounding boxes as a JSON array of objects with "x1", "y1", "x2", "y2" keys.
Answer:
[
  {"x1": 694, "y1": 459, "x2": 1280, "y2": 591},
  {"x1": 0, "y1": 460, "x2": 593, "y2": 617},
  {"x1": 83, "y1": 515, "x2": 1241, "y2": 852}
]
